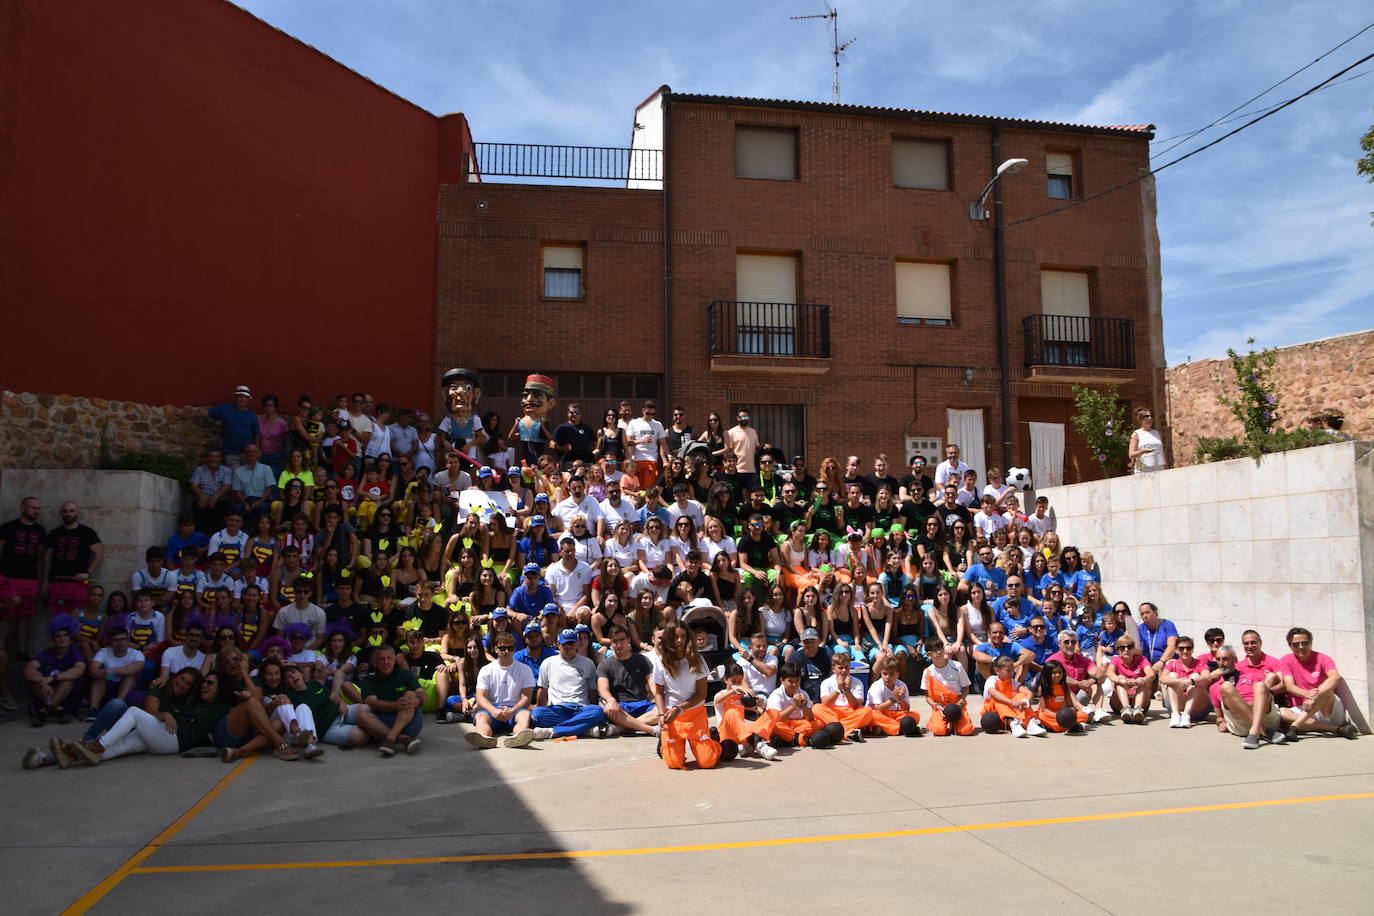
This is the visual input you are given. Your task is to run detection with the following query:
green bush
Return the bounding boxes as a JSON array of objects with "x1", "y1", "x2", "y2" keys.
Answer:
[
  {"x1": 1194, "y1": 429, "x2": 1336, "y2": 464},
  {"x1": 103, "y1": 452, "x2": 191, "y2": 484},
  {"x1": 1193, "y1": 436, "x2": 1247, "y2": 463}
]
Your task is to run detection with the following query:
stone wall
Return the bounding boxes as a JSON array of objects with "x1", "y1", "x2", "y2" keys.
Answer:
[
  {"x1": 1, "y1": 390, "x2": 217, "y2": 471},
  {"x1": 1038, "y1": 440, "x2": 1373, "y2": 720},
  {"x1": 1166, "y1": 329, "x2": 1374, "y2": 467}
]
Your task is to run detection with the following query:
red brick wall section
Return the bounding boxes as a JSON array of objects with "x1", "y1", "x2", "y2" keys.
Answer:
[
  {"x1": 1166, "y1": 329, "x2": 1374, "y2": 466},
  {"x1": 0, "y1": 0, "x2": 450, "y2": 410}
]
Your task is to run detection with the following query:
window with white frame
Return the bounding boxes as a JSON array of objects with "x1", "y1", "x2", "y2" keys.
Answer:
[
  {"x1": 896, "y1": 261, "x2": 953, "y2": 325},
  {"x1": 892, "y1": 138, "x2": 950, "y2": 190},
  {"x1": 542, "y1": 244, "x2": 584, "y2": 298},
  {"x1": 736, "y1": 126, "x2": 798, "y2": 180}
]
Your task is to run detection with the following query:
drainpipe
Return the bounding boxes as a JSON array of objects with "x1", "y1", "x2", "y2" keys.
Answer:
[
  {"x1": 992, "y1": 127, "x2": 1014, "y2": 468},
  {"x1": 661, "y1": 92, "x2": 674, "y2": 408}
]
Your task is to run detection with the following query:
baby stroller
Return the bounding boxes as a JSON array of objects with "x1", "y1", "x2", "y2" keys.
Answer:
[{"x1": 679, "y1": 600, "x2": 733, "y2": 704}]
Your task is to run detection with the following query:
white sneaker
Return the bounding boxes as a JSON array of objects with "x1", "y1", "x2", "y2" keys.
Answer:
[
  {"x1": 1169, "y1": 711, "x2": 1182, "y2": 728},
  {"x1": 1092, "y1": 708, "x2": 1112, "y2": 723},
  {"x1": 1179, "y1": 714, "x2": 1192, "y2": 729},
  {"x1": 757, "y1": 742, "x2": 779, "y2": 761},
  {"x1": 1010, "y1": 720, "x2": 1028, "y2": 738},
  {"x1": 1026, "y1": 719, "x2": 1047, "y2": 737},
  {"x1": 465, "y1": 732, "x2": 498, "y2": 750},
  {"x1": 532, "y1": 727, "x2": 554, "y2": 741}
]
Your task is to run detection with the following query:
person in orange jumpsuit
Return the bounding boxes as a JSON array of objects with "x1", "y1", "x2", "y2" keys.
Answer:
[
  {"x1": 651, "y1": 621, "x2": 721, "y2": 770},
  {"x1": 814, "y1": 651, "x2": 876, "y2": 742},
  {"x1": 865, "y1": 655, "x2": 922, "y2": 736},
  {"x1": 713, "y1": 664, "x2": 779, "y2": 760},
  {"x1": 1035, "y1": 659, "x2": 1091, "y2": 733},
  {"x1": 919, "y1": 637, "x2": 974, "y2": 735},
  {"x1": 981, "y1": 655, "x2": 1046, "y2": 737},
  {"x1": 765, "y1": 662, "x2": 842, "y2": 748}
]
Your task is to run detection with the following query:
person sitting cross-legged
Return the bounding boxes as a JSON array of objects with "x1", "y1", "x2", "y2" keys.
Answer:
[
  {"x1": 531, "y1": 629, "x2": 607, "y2": 740},
  {"x1": 464, "y1": 633, "x2": 536, "y2": 749},
  {"x1": 596, "y1": 625, "x2": 661, "y2": 737},
  {"x1": 338, "y1": 642, "x2": 424, "y2": 757}
]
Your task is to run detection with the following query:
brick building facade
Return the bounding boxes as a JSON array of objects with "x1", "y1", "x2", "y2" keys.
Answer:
[{"x1": 440, "y1": 90, "x2": 1164, "y2": 483}]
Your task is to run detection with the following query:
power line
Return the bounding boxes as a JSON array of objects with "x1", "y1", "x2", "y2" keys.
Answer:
[
  {"x1": 1150, "y1": 20, "x2": 1374, "y2": 158},
  {"x1": 998, "y1": 50, "x2": 1374, "y2": 231}
]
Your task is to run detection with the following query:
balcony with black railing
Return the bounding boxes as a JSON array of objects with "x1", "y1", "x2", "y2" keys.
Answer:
[
  {"x1": 1023, "y1": 314, "x2": 1135, "y2": 371},
  {"x1": 709, "y1": 301, "x2": 831, "y2": 371},
  {"x1": 471, "y1": 142, "x2": 662, "y2": 185}
]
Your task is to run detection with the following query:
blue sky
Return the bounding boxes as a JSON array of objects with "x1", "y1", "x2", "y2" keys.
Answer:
[{"x1": 236, "y1": 0, "x2": 1373, "y2": 365}]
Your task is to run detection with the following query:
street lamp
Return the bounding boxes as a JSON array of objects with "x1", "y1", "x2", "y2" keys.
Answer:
[{"x1": 969, "y1": 158, "x2": 1029, "y2": 220}]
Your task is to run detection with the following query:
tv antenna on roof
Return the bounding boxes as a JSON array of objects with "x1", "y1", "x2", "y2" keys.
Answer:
[{"x1": 791, "y1": 4, "x2": 856, "y2": 104}]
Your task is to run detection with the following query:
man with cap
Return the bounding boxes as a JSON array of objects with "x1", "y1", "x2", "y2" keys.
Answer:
[
  {"x1": 438, "y1": 368, "x2": 486, "y2": 455},
  {"x1": 181, "y1": 385, "x2": 261, "y2": 469},
  {"x1": 531, "y1": 629, "x2": 608, "y2": 740},
  {"x1": 545, "y1": 537, "x2": 593, "y2": 614},
  {"x1": 514, "y1": 623, "x2": 557, "y2": 679},
  {"x1": 509, "y1": 563, "x2": 556, "y2": 621},
  {"x1": 788, "y1": 627, "x2": 831, "y2": 702},
  {"x1": 510, "y1": 374, "x2": 557, "y2": 464}
]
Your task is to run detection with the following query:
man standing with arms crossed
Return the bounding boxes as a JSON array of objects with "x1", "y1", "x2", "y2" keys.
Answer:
[
  {"x1": 44, "y1": 503, "x2": 103, "y2": 617},
  {"x1": 0, "y1": 497, "x2": 46, "y2": 710}
]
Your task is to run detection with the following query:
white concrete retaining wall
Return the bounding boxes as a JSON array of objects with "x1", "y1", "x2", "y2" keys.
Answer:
[
  {"x1": 1038, "y1": 440, "x2": 1373, "y2": 713},
  {"x1": 0, "y1": 470, "x2": 183, "y2": 652}
]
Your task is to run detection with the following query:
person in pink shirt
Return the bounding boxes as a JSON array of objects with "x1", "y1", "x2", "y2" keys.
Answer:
[
  {"x1": 1159, "y1": 635, "x2": 1211, "y2": 728},
  {"x1": 1277, "y1": 627, "x2": 1359, "y2": 741},
  {"x1": 1046, "y1": 629, "x2": 1111, "y2": 722},
  {"x1": 1196, "y1": 628, "x2": 1226, "y2": 667},
  {"x1": 1206, "y1": 631, "x2": 1288, "y2": 749},
  {"x1": 1105, "y1": 636, "x2": 1156, "y2": 724}
]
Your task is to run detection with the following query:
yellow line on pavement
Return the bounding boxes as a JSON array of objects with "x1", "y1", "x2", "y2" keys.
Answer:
[
  {"x1": 132, "y1": 790, "x2": 1374, "y2": 875},
  {"x1": 62, "y1": 757, "x2": 257, "y2": 914}
]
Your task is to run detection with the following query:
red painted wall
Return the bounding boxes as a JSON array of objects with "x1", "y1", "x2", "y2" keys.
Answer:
[{"x1": 0, "y1": 0, "x2": 463, "y2": 410}]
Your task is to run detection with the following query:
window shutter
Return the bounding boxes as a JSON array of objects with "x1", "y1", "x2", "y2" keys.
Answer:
[
  {"x1": 736, "y1": 127, "x2": 797, "y2": 180},
  {"x1": 896, "y1": 262, "x2": 952, "y2": 321},
  {"x1": 893, "y1": 139, "x2": 949, "y2": 189},
  {"x1": 542, "y1": 246, "x2": 583, "y2": 270},
  {"x1": 736, "y1": 254, "x2": 798, "y2": 303},
  {"x1": 1046, "y1": 152, "x2": 1074, "y2": 176},
  {"x1": 1040, "y1": 269, "x2": 1091, "y2": 342}
]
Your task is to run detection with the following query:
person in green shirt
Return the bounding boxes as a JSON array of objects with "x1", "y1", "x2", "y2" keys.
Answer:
[
  {"x1": 342, "y1": 643, "x2": 424, "y2": 757},
  {"x1": 280, "y1": 664, "x2": 335, "y2": 758}
]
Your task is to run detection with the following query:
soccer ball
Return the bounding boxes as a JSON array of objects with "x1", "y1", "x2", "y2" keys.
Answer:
[{"x1": 1006, "y1": 467, "x2": 1032, "y2": 491}]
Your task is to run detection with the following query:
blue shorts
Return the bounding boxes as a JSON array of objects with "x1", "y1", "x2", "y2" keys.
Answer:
[
  {"x1": 617, "y1": 699, "x2": 657, "y2": 717},
  {"x1": 213, "y1": 716, "x2": 249, "y2": 749},
  {"x1": 472, "y1": 710, "x2": 518, "y2": 733},
  {"x1": 373, "y1": 711, "x2": 423, "y2": 737}
]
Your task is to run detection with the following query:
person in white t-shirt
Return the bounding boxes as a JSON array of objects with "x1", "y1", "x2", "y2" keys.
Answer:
[
  {"x1": 531, "y1": 630, "x2": 606, "y2": 739},
  {"x1": 544, "y1": 539, "x2": 594, "y2": 614},
  {"x1": 651, "y1": 621, "x2": 722, "y2": 768},
  {"x1": 866, "y1": 655, "x2": 923, "y2": 736},
  {"x1": 934, "y1": 444, "x2": 971, "y2": 489},
  {"x1": 87, "y1": 624, "x2": 145, "y2": 713},
  {"x1": 919, "y1": 637, "x2": 974, "y2": 735},
  {"x1": 624, "y1": 401, "x2": 666, "y2": 490},
  {"x1": 466, "y1": 633, "x2": 536, "y2": 749},
  {"x1": 155, "y1": 617, "x2": 210, "y2": 685}
]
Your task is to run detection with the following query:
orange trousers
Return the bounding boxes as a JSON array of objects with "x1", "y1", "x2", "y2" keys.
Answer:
[
  {"x1": 813, "y1": 703, "x2": 875, "y2": 734},
  {"x1": 869, "y1": 706, "x2": 921, "y2": 735},
  {"x1": 925, "y1": 676, "x2": 974, "y2": 736},
  {"x1": 1037, "y1": 690, "x2": 1089, "y2": 732},
  {"x1": 985, "y1": 679, "x2": 1035, "y2": 727},
  {"x1": 660, "y1": 705, "x2": 721, "y2": 770},
  {"x1": 770, "y1": 712, "x2": 822, "y2": 746},
  {"x1": 717, "y1": 699, "x2": 775, "y2": 745}
]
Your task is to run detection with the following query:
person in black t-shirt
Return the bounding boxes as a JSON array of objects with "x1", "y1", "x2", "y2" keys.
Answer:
[
  {"x1": 663, "y1": 407, "x2": 694, "y2": 457},
  {"x1": 769, "y1": 483, "x2": 808, "y2": 537},
  {"x1": 397, "y1": 628, "x2": 444, "y2": 680},
  {"x1": 899, "y1": 454, "x2": 936, "y2": 503},
  {"x1": 1, "y1": 497, "x2": 47, "y2": 708},
  {"x1": 668, "y1": 551, "x2": 712, "y2": 608},
  {"x1": 325, "y1": 578, "x2": 365, "y2": 626},
  {"x1": 861, "y1": 454, "x2": 902, "y2": 504},
  {"x1": 737, "y1": 516, "x2": 777, "y2": 591},
  {"x1": 791, "y1": 628, "x2": 832, "y2": 703},
  {"x1": 841, "y1": 483, "x2": 874, "y2": 534},
  {"x1": 44, "y1": 502, "x2": 103, "y2": 617},
  {"x1": 552, "y1": 403, "x2": 596, "y2": 468},
  {"x1": 936, "y1": 486, "x2": 973, "y2": 533},
  {"x1": 595, "y1": 625, "x2": 660, "y2": 735},
  {"x1": 787, "y1": 456, "x2": 817, "y2": 500}
]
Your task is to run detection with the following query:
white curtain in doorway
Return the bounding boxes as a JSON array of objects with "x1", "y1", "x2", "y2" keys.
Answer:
[
  {"x1": 946, "y1": 409, "x2": 986, "y2": 479},
  {"x1": 1028, "y1": 421, "x2": 1065, "y2": 488}
]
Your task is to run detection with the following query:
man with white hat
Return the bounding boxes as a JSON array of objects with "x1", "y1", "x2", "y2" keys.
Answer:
[{"x1": 181, "y1": 385, "x2": 260, "y2": 468}]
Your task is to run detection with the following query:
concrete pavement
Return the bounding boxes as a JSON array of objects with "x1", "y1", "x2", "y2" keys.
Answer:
[{"x1": 4, "y1": 704, "x2": 1373, "y2": 915}]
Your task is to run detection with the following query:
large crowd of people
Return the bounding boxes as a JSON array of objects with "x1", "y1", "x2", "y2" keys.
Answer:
[{"x1": 3, "y1": 378, "x2": 1361, "y2": 774}]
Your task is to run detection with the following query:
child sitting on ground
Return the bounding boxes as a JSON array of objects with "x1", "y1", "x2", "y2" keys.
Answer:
[
  {"x1": 982, "y1": 655, "x2": 1045, "y2": 737},
  {"x1": 866, "y1": 655, "x2": 922, "y2": 736}
]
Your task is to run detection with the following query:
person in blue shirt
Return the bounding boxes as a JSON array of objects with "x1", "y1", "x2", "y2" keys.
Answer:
[
  {"x1": 183, "y1": 385, "x2": 261, "y2": 466},
  {"x1": 165, "y1": 517, "x2": 210, "y2": 567},
  {"x1": 1135, "y1": 601, "x2": 1179, "y2": 672},
  {"x1": 994, "y1": 595, "x2": 1034, "y2": 641},
  {"x1": 1015, "y1": 616, "x2": 1058, "y2": 678},
  {"x1": 972, "y1": 623, "x2": 1033, "y2": 684},
  {"x1": 959, "y1": 544, "x2": 1007, "y2": 600},
  {"x1": 1071, "y1": 550, "x2": 1103, "y2": 598},
  {"x1": 1037, "y1": 556, "x2": 1071, "y2": 595},
  {"x1": 508, "y1": 564, "x2": 556, "y2": 619},
  {"x1": 513, "y1": 623, "x2": 557, "y2": 678}
]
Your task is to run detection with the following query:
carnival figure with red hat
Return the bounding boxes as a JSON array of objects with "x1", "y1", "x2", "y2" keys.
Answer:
[{"x1": 509, "y1": 374, "x2": 557, "y2": 464}]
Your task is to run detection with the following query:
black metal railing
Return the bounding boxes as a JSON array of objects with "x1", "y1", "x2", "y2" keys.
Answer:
[
  {"x1": 709, "y1": 301, "x2": 831, "y2": 359},
  {"x1": 473, "y1": 142, "x2": 661, "y2": 182},
  {"x1": 1023, "y1": 314, "x2": 1135, "y2": 369}
]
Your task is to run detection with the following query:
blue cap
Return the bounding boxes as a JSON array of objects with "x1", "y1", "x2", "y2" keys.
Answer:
[
  {"x1": 574, "y1": 623, "x2": 591, "y2": 634},
  {"x1": 530, "y1": 514, "x2": 547, "y2": 526},
  {"x1": 558, "y1": 628, "x2": 578, "y2": 645},
  {"x1": 523, "y1": 622, "x2": 541, "y2": 634},
  {"x1": 542, "y1": 602, "x2": 560, "y2": 615},
  {"x1": 534, "y1": 493, "x2": 550, "y2": 503},
  {"x1": 523, "y1": 562, "x2": 541, "y2": 575},
  {"x1": 492, "y1": 607, "x2": 509, "y2": 618},
  {"x1": 477, "y1": 466, "x2": 494, "y2": 478}
]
